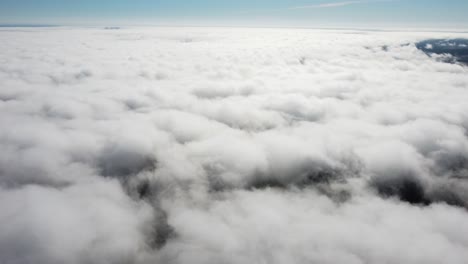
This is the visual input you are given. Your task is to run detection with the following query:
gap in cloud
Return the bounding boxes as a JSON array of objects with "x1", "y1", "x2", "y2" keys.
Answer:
[{"x1": 416, "y1": 39, "x2": 468, "y2": 65}]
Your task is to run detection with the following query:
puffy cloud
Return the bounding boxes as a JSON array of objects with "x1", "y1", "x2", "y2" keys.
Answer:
[
  {"x1": 0, "y1": 181, "x2": 153, "y2": 264},
  {"x1": 1, "y1": 26, "x2": 468, "y2": 263}
]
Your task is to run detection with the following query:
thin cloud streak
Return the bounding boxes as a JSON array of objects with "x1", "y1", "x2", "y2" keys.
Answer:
[
  {"x1": 289, "y1": 0, "x2": 391, "y2": 10},
  {"x1": 289, "y1": 1, "x2": 368, "y2": 10},
  {"x1": 239, "y1": 0, "x2": 392, "y2": 15}
]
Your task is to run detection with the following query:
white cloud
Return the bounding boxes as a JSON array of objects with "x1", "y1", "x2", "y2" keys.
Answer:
[{"x1": 1, "y1": 26, "x2": 468, "y2": 263}]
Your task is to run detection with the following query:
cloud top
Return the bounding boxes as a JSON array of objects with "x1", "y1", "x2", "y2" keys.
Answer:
[{"x1": 1, "y1": 27, "x2": 468, "y2": 264}]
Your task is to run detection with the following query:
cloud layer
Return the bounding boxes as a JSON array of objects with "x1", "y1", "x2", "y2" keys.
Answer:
[{"x1": 1, "y1": 27, "x2": 468, "y2": 264}]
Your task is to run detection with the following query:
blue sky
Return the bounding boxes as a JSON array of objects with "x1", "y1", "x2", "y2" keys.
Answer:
[{"x1": 0, "y1": 0, "x2": 467, "y2": 28}]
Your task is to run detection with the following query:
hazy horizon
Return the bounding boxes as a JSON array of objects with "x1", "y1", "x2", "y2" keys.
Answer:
[{"x1": 1, "y1": 0, "x2": 468, "y2": 29}]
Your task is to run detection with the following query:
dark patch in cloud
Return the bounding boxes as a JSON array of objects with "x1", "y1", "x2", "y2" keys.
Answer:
[
  {"x1": 136, "y1": 179, "x2": 153, "y2": 200},
  {"x1": 433, "y1": 153, "x2": 468, "y2": 179},
  {"x1": 248, "y1": 176, "x2": 288, "y2": 190},
  {"x1": 0, "y1": 93, "x2": 19, "y2": 102},
  {"x1": 299, "y1": 56, "x2": 307, "y2": 65},
  {"x1": 429, "y1": 183, "x2": 468, "y2": 208},
  {"x1": 372, "y1": 175, "x2": 429, "y2": 205},
  {"x1": 151, "y1": 210, "x2": 177, "y2": 250},
  {"x1": 371, "y1": 172, "x2": 468, "y2": 209},
  {"x1": 249, "y1": 171, "x2": 353, "y2": 204},
  {"x1": 0, "y1": 171, "x2": 72, "y2": 189},
  {"x1": 228, "y1": 163, "x2": 347, "y2": 192},
  {"x1": 129, "y1": 179, "x2": 178, "y2": 250},
  {"x1": 98, "y1": 144, "x2": 157, "y2": 178}
]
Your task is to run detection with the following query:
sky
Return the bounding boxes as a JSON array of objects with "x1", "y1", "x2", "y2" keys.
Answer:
[{"x1": 0, "y1": 0, "x2": 468, "y2": 28}]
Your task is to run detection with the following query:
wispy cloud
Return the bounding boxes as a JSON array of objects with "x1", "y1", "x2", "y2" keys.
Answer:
[
  {"x1": 239, "y1": 0, "x2": 392, "y2": 14},
  {"x1": 289, "y1": 0, "x2": 388, "y2": 10}
]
